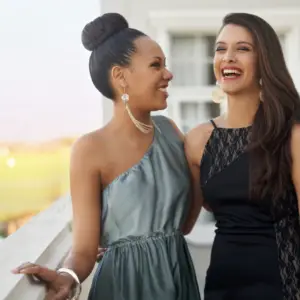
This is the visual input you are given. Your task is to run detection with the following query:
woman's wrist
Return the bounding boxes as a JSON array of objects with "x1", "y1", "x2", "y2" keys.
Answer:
[
  {"x1": 57, "y1": 272, "x2": 76, "y2": 287},
  {"x1": 57, "y1": 268, "x2": 82, "y2": 299}
]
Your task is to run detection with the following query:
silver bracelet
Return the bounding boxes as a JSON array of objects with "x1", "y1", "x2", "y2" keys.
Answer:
[{"x1": 57, "y1": 268, "x2": 82, "y2": 300}]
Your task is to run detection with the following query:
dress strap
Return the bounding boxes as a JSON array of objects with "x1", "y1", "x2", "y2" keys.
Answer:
[{"x1": 210, "y1": 119, "x2": 218, "y2": 130}]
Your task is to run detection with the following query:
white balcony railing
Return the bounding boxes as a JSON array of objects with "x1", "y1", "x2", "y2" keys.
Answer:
[
  {"x1": 0, "y1": 196, "x2": 214, "y2": 299},
  {"x1": 0, "y1": 196, "x2": 95, "y2": 300}
]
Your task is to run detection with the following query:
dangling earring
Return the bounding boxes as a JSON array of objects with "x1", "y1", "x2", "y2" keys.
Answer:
[
  {"x1": 259, "y1": 78, "x2": 263, "y2": 102},
  {"x1": 121, "y1": 90, "x2": 129, "y2": 103},
  {"x1": 212, "y1": 81, "x2": 226, "y2": 104},
  {"x1": 121, "y1": 87, "x2": 153, "y2": 134}
]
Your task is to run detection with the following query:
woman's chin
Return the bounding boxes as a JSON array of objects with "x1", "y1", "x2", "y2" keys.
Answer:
[
  {"x1": 151, "y1": 102, "x2": 168, "y2": 112},
  {"x1": 222, "y1": 88, "x2": 241, "y2": 95}
]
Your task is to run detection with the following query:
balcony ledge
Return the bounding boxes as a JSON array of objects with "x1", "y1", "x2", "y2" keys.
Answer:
[{"x1": 0, "y1": 196, "x2": 73, "y2": 300}]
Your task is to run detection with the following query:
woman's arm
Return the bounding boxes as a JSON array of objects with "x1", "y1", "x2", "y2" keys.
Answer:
[
  {"x1": 62, "y1": 134, "x2": 102, "y2": 282},
  {"x1": 181, "y1": 125, "x2": 208, "y2": 235},
  {"x1": 12, "y1": 133, "x2": 102, "y2": 299}
]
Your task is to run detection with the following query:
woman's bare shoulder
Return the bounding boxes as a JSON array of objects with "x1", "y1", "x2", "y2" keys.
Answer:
[
  {"x1": 70, "y1": 127, "x2": 110, "y2": 167},
  {"x1": 185, "y1": 121, "x2": 214, "y2": 149},
  {"x1": 184, "y1": 121, "x2": 215, "y2": 166}
]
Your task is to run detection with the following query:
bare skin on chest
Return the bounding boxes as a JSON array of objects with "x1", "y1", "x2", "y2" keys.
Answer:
[{"x1": 98, "y1": 128, "x2": 155, "y2": 190}]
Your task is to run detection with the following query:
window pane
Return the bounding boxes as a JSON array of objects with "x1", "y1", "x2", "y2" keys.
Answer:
[
  {"x1": 205, "y1": 35, "x2": 216, "y2": 58},
  {"x1": 171, "y1": 34, "x2": 216, "y2": 86},
  {"x1": 206, "y1": 62, "x2": 216, "y2": 85},
  {"x1": 171, "y1": 36, "x2": 195, "y2": 59},
  {"x1": 172, "y1": 62, "x2": 199, "y2": 86}
]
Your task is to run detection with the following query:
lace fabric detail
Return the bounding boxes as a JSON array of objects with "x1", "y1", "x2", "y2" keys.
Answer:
[
  {"x1": 274, "y1": 190, "x2": 300, "y2": 300},
  {"x1": 203, "y1": 127, "x2": 251, "y2": 185}
]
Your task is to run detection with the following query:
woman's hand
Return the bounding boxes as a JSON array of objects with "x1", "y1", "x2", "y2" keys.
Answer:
[
  {"x1": 12, "y1": 262, "x2": 76, "y2": 300},
  {"x1": 97, "y1": 247, "x2": 107, "y2": 261}
]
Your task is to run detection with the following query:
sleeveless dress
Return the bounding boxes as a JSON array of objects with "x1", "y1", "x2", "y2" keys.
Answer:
[
  {"x1": 88, "y1": 116, "x2": 201, "y2": 300},
  {"x1": 201, "y1": 120, "x2": 300, "y2": 300}
]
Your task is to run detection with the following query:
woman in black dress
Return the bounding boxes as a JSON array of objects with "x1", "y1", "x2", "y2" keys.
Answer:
[{"x1": 185, "y1": 13, "x2": 300, "y2": 299}]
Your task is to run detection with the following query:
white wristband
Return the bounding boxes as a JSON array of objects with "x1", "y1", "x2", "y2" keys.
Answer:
[
  {"x1": 57, "y1": 268, "x2": 81, "y2": 299},
  {"x1": 57, "y1": 268, "x2": 80, "y2": 284}
]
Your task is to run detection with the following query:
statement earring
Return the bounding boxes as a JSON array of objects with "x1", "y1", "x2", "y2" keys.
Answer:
[
  {"x1": 121, "y1": 87, "x2": 153, "y2": 134},
  {"x1": 212, "y1": 81, "x2": 226, "y2": 104}
]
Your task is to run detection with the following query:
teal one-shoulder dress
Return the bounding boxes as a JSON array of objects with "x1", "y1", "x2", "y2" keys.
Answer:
[{"x1": 88, "y1": 115, "x2": 201, "y2": 300}]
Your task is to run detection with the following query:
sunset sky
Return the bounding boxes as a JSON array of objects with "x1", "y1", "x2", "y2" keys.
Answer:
[{"x1": 0, "y1": 0, "x2": 103, "y2": 142}]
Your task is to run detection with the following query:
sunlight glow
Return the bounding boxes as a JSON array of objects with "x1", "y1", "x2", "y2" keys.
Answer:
[{"x1": 6, "y1": 157, "x2": 16, "y2": 168}]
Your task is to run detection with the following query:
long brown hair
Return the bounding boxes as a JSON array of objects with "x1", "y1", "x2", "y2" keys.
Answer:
[{"x1": 221, "y1": 13, "x2": 300, "y2": 202}]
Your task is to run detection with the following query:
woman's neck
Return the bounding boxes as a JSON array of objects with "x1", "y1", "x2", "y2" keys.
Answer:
[{"x1": 222, "y1": 92, "x2": 260, "y2": 128}]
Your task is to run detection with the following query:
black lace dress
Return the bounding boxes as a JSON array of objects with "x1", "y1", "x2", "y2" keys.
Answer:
[{"x1": 200, "y1": 120, "x2": 300, "y2": 300}]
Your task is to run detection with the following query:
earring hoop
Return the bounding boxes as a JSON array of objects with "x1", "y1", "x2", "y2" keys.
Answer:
[{"x1": 212, "y1": 81, "x2": 226, "y2": 104}]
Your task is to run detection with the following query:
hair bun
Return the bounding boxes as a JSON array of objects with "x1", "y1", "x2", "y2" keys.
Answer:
[{"x1": 81, "y1": 13, "x2": 129, "y2": 51}]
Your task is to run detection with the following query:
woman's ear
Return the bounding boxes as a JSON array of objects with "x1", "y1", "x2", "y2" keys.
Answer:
[
  {"x1": 111, "y1": 66, "x2": 126, "y2": 86},
  {"x1": 111, "y1": 66, "x2": 127, "y2": 96}
]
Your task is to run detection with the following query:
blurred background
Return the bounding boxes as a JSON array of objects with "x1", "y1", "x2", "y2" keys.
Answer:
[
  {"x1": 0, "y1": 0, "x2": 102, "y2": 238},
  {"x1": 1, "y1": 0, "x2": 300, "y2": 296}
]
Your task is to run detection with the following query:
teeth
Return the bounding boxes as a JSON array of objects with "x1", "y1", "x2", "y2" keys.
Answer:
[
  {"x1": 158, "y1": 87, "x2": 167, "y2": 92},
  {"x1": 222, "y1": 69, "x2": 241, "y2": 75}
]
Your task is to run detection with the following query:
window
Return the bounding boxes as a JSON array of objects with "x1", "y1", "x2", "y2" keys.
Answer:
[
  {"x1": 170, "y1": 35, "x2": 216, "y2": 86},
  {"x1": 180, "y1": 101, "x2": 220, "y2": 133}
]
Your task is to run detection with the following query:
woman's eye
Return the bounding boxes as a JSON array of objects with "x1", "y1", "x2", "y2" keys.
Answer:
[
  {"x1": 238, "y1": 47, "x2": 250, "y2": 51},
  {"x1": 151, "y1": 62, "x2": 161, "y2": 68},
  {"x1": 215, "y1": 46, "x2": 251, "y2": 52}
]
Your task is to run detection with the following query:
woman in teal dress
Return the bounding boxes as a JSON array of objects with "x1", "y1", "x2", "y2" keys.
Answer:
[{"x1": 12, "y1": 13, "x2": 202, "y2": 300}]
